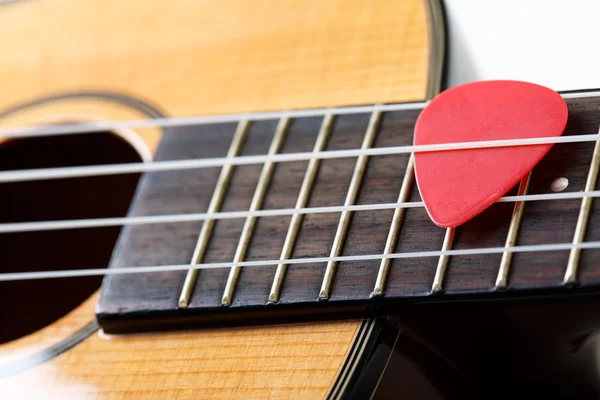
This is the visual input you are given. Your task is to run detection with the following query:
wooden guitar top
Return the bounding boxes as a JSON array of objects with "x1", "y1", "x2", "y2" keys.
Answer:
[{"x1": 0, "y1": 0, "x2": 440, "y2": 398}]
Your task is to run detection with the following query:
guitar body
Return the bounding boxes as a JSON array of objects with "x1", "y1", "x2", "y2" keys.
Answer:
[
  {"x1": 0, "y1": 0, "x2": 449, "y2": 398},
  {"x1": 2, "y1": 1, "x2": 600, "y2": 399}
]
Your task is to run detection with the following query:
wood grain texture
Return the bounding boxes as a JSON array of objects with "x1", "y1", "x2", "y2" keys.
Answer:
[
  {"x1": 0, "y1": 294, "x2": 99, "y2": 368},
  {"x1": 1, "y1": 292, "x2": 359, "y2": 399},
  {"x1": 97, "y1": 95, "x2": 600, "y2": 333},
  {"x1": 0, "y1": 97, "x2": 163, "y2": 154},
  {"x1": 0, "y1": 0, "x2": 435, "y2": 397},
  {"x1": 0, "y1": 0, "x2": 429, "y2": 124}
]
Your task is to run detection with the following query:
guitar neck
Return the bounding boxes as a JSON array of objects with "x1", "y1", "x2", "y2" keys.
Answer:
[{"x1": 96, "y1": 92, "x2": 600, "y2": 334}]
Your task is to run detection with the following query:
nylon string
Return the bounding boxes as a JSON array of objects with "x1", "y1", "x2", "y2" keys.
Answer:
[
  {"x1": 1, "y1": 89, "x2": 599, "y2": 282},
  {"x1": 1, "y1": 190, "x2": 600, "y2": 234},
  {"x1": 0, "y1": 89, "x2": 595, "y2": 140},
  {"x1": 1, "y1": 240, "x2": 599, "y2": 282},
  {"x1": 0, "y1": 134, "x2": 598, "y2": 183}
]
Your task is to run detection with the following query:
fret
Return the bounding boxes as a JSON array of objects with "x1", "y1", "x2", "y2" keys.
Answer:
[
  {"x1": 431, "y1": 227, "x2": 455, "y2": 293},
  {"x1": 268, "y1": 114, "x2": 335, "y2": 303},
  {"x1": 318, "y1": 111, "x2": 382, "y2": 300},
  {"x1": 178, "y1": 120, "x2": 250, "y2": 308},
  {"x1": 495, "y1": 172, "x2": 532, "y2": 289},
  {"x1": 221, "y1": 117, "x2": 290, "y2": 306},
  {"x1": 371, "y1": 153, "x2": 415, "y2": 297},
  {"x1": 97, "y1": 95, "x2": 600, "y2": 334},
  {"x1": 564, "y1": 128, "x2": 600, "y2": 284}
]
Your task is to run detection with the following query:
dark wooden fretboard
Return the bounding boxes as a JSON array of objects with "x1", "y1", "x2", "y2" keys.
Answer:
[{"x1": 96, "y1": 93, "x2": 600, "y2": 334}]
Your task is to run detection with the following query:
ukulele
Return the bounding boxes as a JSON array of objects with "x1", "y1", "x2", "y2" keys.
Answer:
[{"x1": 1, "y1": 0, "x2": 600, "y2": 399}]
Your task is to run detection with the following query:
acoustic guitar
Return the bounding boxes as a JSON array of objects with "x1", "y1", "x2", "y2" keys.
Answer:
[{"x1": 1, "y1": 0, "x2": 600, "y2": 398}]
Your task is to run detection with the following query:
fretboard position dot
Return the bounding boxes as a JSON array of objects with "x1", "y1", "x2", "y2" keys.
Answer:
[{"x1": 551, "y1": 177, "x2": 569, "y2": 192}]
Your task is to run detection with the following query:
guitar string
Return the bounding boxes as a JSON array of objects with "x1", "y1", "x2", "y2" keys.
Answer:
[
  {"x1": 0, "y1": 101, "x2": 428, "y2": 139},
  {"x1": 1, "y1": 91, "x2": 598, "y2": 283},
  {"x1": 1, "y1": 190, "x2": 599, "y2": 234},
  {"x1": 0, "y1": 89, "x2": 594, "y2": 140},
  {"x1": 0, "y1": 134, "x2": 598, "y2": 183},
  {"x1": 1, "y1": 240, "x2": 600, "y2": 282}
]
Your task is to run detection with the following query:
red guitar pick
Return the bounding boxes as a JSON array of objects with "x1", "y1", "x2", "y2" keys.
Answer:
[{"x1": 413, "y1": 80, "x2": 568, "y2": 228}]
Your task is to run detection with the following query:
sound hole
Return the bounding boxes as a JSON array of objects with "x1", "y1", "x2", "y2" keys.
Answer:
[{"x1": 0, "y1": 131, "x2": 142, "y2": 344}]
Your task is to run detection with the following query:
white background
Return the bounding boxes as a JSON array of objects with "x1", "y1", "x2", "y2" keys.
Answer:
[{"x1": 444, "y1": 0, "x2": 600, "y2": 92}]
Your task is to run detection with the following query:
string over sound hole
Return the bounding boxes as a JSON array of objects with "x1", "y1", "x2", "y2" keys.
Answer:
[{"x1": 0, "y1": 131, "x2": 141, "y2": 344}]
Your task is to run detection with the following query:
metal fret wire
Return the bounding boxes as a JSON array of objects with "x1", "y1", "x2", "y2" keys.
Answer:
[
  {"x1": 319, "y1": 111, "x2": 381, "y2": 300},
  {"x1": 371, "y1": 154, "x2": 415, "y2": 297},
  {"x1": 3, "y1": 240, "x2": 600, "y2": 282},
  {"x1": 0, "y1": 88, "x2": 594, "y2": 140},
  {"x1": 3, "y1": 190, "x2": 600, "y2": 234},
  {"x1": 496, "y1": 171, "x2": 532, "y2": 289},
  {"x1": 178, "y1": 120, "x2": 250, "y2": 308},
  {"x1": 564, "y1": 126, "x2": 600, "y2": 284},
  {"x1": 268, "y1": 114, "x2": 335, "y2": 303},
  {"x1": 431, "y1": 227, "x2": 455, "y2": 293},
  {"x1": 2, "y1": 134, "x2": 600, "y2": 183},
  {"x1": 221, "y1": 117, "x2": 290, "y2": 306}
]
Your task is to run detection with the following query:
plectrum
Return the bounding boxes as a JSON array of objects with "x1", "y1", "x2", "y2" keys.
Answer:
[{"x1": 413, "y1": 80, "x2": 568, "y2": 228}]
